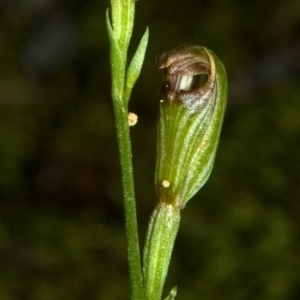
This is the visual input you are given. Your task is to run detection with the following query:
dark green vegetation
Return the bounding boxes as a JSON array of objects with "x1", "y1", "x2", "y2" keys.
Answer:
[{"x1": 0, "y1": 0, "x2": 299, "y2": 299}]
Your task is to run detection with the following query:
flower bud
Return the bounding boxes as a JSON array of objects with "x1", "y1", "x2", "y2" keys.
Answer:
[{"x1": 155, "y1": 45, "x2": 227, "y2": 208}]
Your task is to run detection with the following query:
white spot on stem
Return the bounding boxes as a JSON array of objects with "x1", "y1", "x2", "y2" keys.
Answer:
[
  {"x1": 128, "y1": 112, "x2": 138, "y2": 126},
  {"x1": 161, "y1": 180, "x2": 170, "y2": 188}
]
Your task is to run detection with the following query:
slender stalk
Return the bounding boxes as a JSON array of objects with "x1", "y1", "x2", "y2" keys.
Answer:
[
  {"x1": 111, "y1": 96, "x2": 145, "y2": 300},
  {"x1": 106, "y1": 1, "x2": 148, "y2": 298},
  {"x1": 143, "y1": 202, "x2": 180, "y2": 300}
]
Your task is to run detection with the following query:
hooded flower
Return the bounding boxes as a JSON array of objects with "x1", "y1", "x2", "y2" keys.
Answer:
[{"x1": 155, "y1": 45, "x2": 227, "y2": 208}]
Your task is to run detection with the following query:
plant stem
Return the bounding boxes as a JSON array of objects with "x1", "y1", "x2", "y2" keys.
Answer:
[
  {"x1": 143, "y1": 202, "x2": 180, "y2": 300},
  {"x1": 112, "y1": 96, "x2": 145, "y2": 300},
  {"x1": 106, "y1": 0, "x2": 148, "y2": 297}
]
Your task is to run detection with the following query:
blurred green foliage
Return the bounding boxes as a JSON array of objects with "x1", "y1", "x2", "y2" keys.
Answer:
[{"x1": 0, "y1": 0, "x2": 299, "y2": 299}]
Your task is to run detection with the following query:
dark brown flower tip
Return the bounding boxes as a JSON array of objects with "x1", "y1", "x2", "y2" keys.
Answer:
[{"x1": 157, "y1": 45, "x2": 216, "y2": 110}]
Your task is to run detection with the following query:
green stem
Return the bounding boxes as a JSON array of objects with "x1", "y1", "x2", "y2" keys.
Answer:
[
  {"x1": 112, "y1": 97, "x2": 145, "y2": 300},
  {"x1": 143, "y1": 202, "x2": 181, "y2": 300}
]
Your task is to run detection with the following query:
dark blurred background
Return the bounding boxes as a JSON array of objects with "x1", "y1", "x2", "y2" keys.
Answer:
[{"x1": 0, "y1": 0, "x2": 300, "y2": 299}]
